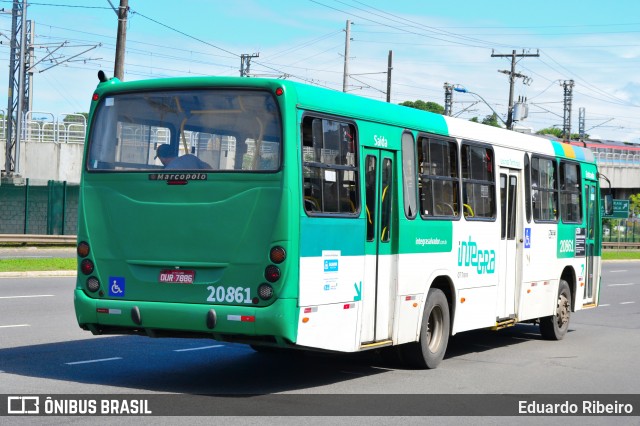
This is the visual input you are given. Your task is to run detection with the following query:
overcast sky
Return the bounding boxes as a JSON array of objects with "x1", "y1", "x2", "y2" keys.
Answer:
[{"x1": 1, "y1": 0, "x2": 638, "y2": 142}]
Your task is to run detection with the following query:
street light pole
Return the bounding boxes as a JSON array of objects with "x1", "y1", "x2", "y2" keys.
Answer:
[{"x1": 453, "y1": 85, "x2": 507, "y2": 127}]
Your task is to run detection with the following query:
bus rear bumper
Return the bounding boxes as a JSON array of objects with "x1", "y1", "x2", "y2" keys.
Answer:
[{"x1": 74, "y1": 289, "x2": 298, "y2": 344}]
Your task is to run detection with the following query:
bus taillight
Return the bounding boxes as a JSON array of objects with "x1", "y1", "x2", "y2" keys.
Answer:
[
  {"x1": 86, "y1": 277, "x2": 100, "y2": 292},
  {"x1": 264, "y1": 265, "x2": 280, "y2": 283},
  {"x1": 269, "y1": 246, "x2": 286, "y2": 264},
  {"x1": 77, "y1": 241, "x2": 90, "y2": 258},
  {"x1": 258, "y1": 283, "x2": 274, "y2": 300},
  {"x1": 80, "y1": 259, "x2": 94, "y2": 275}
]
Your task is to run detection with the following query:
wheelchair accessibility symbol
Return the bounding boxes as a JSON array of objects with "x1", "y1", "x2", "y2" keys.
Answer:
[{"x1": 108, "y1": 276, "x2": 126, "y2": 297}]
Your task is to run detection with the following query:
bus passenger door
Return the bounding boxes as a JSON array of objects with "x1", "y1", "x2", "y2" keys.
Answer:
[
  {"x1": 361, "y1": 149, "x2": 397, "y2": 344},
  {"x1": 497, "y1": 168, "x2": 521, "y2": 320},
  {"x1": 583, "y1": 182, "x2": 599, "y2": 306}
]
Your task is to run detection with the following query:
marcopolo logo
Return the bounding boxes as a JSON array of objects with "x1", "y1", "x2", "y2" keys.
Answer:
[{"x1": 457, "y1": 236, "x2": 496, "y2": 274}]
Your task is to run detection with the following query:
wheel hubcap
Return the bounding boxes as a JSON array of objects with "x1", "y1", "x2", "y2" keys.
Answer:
[{"x1": 556, "y1": 292, "x2": 570, "y2": 328}]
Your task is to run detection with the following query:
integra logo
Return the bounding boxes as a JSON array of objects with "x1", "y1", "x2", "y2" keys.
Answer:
[{"x1": 457, "y1": 236, "x2": 496, "y2": 274}]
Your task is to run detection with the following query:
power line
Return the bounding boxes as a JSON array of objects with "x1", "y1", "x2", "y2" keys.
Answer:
[
  {"x1": 308, "y1": 0, "x2": 511, "y2": 49},
  {"x1": 130, "y1": 10, "x2": 240, "y2": 58},
  {"x1": 0, "y1": 0, "x2": 111, "y2": 8},
  {"x1": 345, "y1": 0, "x2": 514, "y2": 48},
  {"x1": 539, "y1": 51, "x2": 639, "y2": 107}
]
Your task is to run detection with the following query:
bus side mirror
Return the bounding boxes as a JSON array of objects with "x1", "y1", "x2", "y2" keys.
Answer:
[{"x1": 604, "y1": 194, "x2": 613, "y2": 216}]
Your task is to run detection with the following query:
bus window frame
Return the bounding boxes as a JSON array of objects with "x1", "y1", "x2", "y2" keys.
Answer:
[
  {"x1": 417, "y1": 133, "x2": 461, "y2": 221},
  {"x1": 559, "y1": 160, "x2": 582, "y2": 224},
  {"x1": 531, "y1": 154, "x2": 559, "y2": 224},
  {"x1": 524, "y1": 152, "x2": 532, "y2": 223},
  {"x1": 401, "y1": 130, "x2": 418, "y2": 220},
  {"x1": 300, "y1": 112, "x2": 360, "y2": 218},
  {"x1": 460, "y1": 140, "x2": 496, "y2": 222},
  {"x1": 86, "y1": 88, "x2": 284, "y2": 174}
]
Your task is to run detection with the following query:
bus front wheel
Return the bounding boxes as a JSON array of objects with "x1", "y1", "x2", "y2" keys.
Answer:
[
  {"x1": 539, "y1": 279, "x2": 571, "y2": 340},
  {"x1": 400, "y1": 288, "x2": 450, "y2": 369}
]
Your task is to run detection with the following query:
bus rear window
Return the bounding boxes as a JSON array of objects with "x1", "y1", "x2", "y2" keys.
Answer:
[{"x1": 88, "y1": 90, "x2": 282, "y2": 172}]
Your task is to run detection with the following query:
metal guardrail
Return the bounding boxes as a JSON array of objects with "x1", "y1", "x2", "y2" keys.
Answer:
[
  {"x1": 602, "y1": 242, "x2": 640, "y2": 249},
  {"x1": 0, "y1": 234, "x2": 76, "y2": 244}
]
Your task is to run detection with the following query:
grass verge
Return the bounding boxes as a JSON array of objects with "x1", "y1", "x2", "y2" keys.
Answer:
[
  {"x1": 602, "y1": 250, "x2": 640, "y2": 261},
  {"x1": 0, "y1": 258, "x2": 76, "y2": 272}
]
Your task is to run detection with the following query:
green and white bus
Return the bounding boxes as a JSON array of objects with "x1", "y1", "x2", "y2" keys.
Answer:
[{"x1": 74, "y1": 74, "x2": 606, "y2": 368}]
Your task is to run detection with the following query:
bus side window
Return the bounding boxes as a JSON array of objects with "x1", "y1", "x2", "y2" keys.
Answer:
[
  {"x1": 531, "y1": 155, "x2": 559, "y2": 222},
  {"x1": 559, "y1": 161, "x2": 582, "y2": 223},
  {"x1": 301, "y1": 116, "x2": 359, "y2": 216},
  {"x1": 417, "y1": 135, "x2": 459, "y2": 218},
  {"x1": 461, "y1": 143, "x2": 495, "y2": 219},
  {"x1": 365, "y1": 155, "x2": 377, "y2": 241}
]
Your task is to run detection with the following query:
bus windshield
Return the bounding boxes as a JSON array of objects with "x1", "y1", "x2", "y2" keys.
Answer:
[{"x1": 87, "y1": 89, "x2": 282, "y2": 172}]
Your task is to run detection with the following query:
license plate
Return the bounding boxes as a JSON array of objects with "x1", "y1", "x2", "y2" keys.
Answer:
[{"x1": 159, "y1": 269, "x2": 195, "y2": 284}]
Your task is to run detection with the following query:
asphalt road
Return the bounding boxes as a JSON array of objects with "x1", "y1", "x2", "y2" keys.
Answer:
[{"x1": 0, "y1": 262, "x2": 638, "y2": 422}]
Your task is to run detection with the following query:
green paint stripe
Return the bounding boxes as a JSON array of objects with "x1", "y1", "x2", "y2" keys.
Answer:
[{"x1": 300, "y1": 216, "x2": 366, "y2": 257}]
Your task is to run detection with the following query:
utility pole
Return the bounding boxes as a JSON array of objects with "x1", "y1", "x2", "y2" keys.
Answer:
[
  {"x1": 386, "y1": 50, "x2": 392, "y2": 102},
  {"x1": 578, "y1": 107, "x2": 586, "y2": 142},
  {"x1": 239, "y1": 53, "x2": 259, "y2": 77},
  {"x1": 342, "y1": 20, "x2": 352, "y2": 92},
  {"x1": 562, "y1": 80, "x2": 575, "y2": 141},
  {"x1": 443, "y1": 82, "x2": 454, "y2": 116},
  {"x1": 26, "y1": 20, "x2": 34, "y2": 112},
  {"x1": 5, "y1": 0, "x2": 29, "y2": 175},
  {"x1": 491, "y1": 49, "x2": 539, "y2": 129},
  {"x1": 113, "y1": 0, "x2": 128, "y2": 80},
  {"x1": 4, "y1": 1, "x2": 99, "y2": 175}
]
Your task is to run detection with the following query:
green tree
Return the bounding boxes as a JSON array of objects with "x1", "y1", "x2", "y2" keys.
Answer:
[
  {"x1": 537, "y1": 127, "x2": 587, "y2": 140},
  {"x1": 469, "y1": 117, "x2": 479, "y2": 123},
  {"x1": 537, "y1": 127, "x2": 563, "y2": 138},
  {"x1": 481, "y1": 113, "x2": 501, "y2": 128},
  {"x1": 630, "y1": 193, "x2": 640, "y2": 217},
  {"x1": 400, "y1": 100, "x2": 445, "y2": 115}
]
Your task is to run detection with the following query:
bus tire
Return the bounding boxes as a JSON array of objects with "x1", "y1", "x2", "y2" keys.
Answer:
[
  {"x1": 399, "y1": 288, "x2": 450, "y2": 369},
  {"x1": 539, "y1": 279, "x2": 571, "y2": 340}
]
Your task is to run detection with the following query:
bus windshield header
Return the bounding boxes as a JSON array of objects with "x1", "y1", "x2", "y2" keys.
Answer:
[{"x1": 87, "y1": 89, "x2": 282, "y2": 172}]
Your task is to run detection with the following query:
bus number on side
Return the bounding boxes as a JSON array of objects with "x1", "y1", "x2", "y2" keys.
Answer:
[{"x1": 559, "y1": 239, "x2": 574, "y2": 253}]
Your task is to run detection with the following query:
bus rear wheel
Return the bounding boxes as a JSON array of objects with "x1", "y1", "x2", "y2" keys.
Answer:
[
  {"x1": 399, "y1": 288, "x2": 450, "y2": 369},
  {"x1": 539, "y1": 279, "x2": 571, "y2": 340}
]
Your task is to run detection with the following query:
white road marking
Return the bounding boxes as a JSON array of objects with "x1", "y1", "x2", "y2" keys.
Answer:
[
  {"x1": 0, "y1": 294, "x2": 55, "y2": 299},
  {"x1": 0, "y1": 324, "x2": 30, "y2": 328},
  {"x1": 608, "y1": 283, "x2": 635, "y2": 287},
  {"x1": 65, "y1": 357, "x2": 123, "y2": 365},
  {"x1": 609, "y1": 270, "x2": 628, "y2": 273},
  {"x1": 173, "y1": 345, "x2": 224, "y2": 352},
  {"x1": 599, "y1": 304, "x2": 611, "y2": 307},
  {"x1": 620, "y1": 301, "x2": 636, "y2": 305}
]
